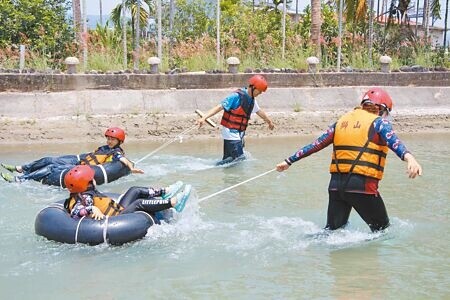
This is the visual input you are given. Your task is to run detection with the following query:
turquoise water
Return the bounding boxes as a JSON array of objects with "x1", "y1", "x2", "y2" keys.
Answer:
[{"x1": 0, "y1": 134, "x2": 448, "y2": 299}]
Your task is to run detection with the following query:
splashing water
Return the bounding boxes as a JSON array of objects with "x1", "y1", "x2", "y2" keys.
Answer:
[{"x1": 0, "y1": 134, "x2": 448, "y2": 299}]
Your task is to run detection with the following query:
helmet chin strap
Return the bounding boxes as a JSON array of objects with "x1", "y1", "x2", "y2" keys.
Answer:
[
  {"x1": 380, "y1": 109, "x2": 392, "y2": 121},
  {"x1": 248, "y1": 85, "x2": 255, "y2": 99}
]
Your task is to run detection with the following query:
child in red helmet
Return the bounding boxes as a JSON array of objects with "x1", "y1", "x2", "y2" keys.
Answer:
[
  {"x1": 276, "y1": 87, "x2": 422, "y2": 233},
  {"x1": 64, "y1": 165, "x2": 192, "y2": 220},
  {"x1": 196, "y1": 75, "x2": 274, "y2": 165},
  {"x1": 1, "y1": 127, "x2": 142, "y2": 183},
  {"x1": 78, "y1": 126, "x2": 143, "y2": 174}
]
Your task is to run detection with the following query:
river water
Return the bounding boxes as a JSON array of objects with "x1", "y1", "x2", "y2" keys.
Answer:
[{"x1": 0, "y1": 134, "x2": 448, "y2": 299}]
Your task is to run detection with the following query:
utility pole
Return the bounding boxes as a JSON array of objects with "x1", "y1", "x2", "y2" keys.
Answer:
[
  {"x1": 337, "y1": 0, "x2": 343, "y2": 70},
  {"x1": 122, "y1": 0, "x2": 127, "y2": 69},
  {"x1": 82, "y1": 0, "x2": 87, "y2": 70},
  {"x1": 216, "y1": 0, "x2": 220, "y2": 67},
  {"x1": 282, "y1": 0, "x2": 286, "y2": 59},
  {"x1": 368, "y1": 0, "x2": 375, "y2": 68},
  {"x1": 444, "y1": 0, "x2": 449, "y2": 50},
  {"x1": 99, "y1": 0, "x2": 103, "y2": 26},
  {"x1": 169, "y1": 0, "x2": 175, "y2": 67},
  {"x1": 157, "y1": 0, "x2": 162, "y2": 60},
  {"x1": 134, "y1": 0, "x2": 140, "y2": 70}
]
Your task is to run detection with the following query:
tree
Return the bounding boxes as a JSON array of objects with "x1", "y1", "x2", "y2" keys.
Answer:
[
  {"x1": 72, "y1": 0, "x2": 81, "y2": 42},
  {"x1": 122, "y1": 0, "x2": 127, "y2": 69},
  {"x1": 311, "y1": 0, "x2": 322, "y2": 56},
  {"x1": 423, "y1": 0, "x2": 442, "y2": 41},
  {"x1": 444, "y1": 0, "x2": 449, "y2": 49},
  {"x1": 0, "y1": 1, "x2": 16, "y2": 46},
  {"x1": 111, "y1": 0, "x2": 154, "y2": 39},
  {"x1": 168, "y1": 0, "x2": 176, "y2": 67},
  {"x1": 368, "y1": 0, "x2": 374, "y2": 66},
  {"x1": 0, "y1": 0, "x2": 73, "y2": 63},
  {"x1": 171, "y1": 0, "x2": 214, "y2": 41}
]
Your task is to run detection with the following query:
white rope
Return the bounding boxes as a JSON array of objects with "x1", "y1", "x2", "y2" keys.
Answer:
[
  {"x1": 198, "y1": 168, "x2": 276, "y2": 203},
  {"x1": 135, "y1": 125, "x2": 197, "y2": 164}
]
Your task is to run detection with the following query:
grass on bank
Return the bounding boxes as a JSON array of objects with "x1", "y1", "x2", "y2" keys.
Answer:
[{"x1": 1, "y1": 46, "x2": 449, "y2": 73}]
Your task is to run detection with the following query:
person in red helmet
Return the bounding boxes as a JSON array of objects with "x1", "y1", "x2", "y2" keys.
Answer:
[
  {"x1": 1, "y1": 127, "x2": 143, "y2": 183},
  {"x1": 78, "y1": 127, "x2": 143, "y2": 174},
  {"x1": 197, "y1": 75, "x2": 275, "y2": 165},
  {"x1": 275, "y1": 87, "x2": 422, "y2": 232},
  {"x1": 63, "y1": 165, "x2": 192, "y2": 220}
]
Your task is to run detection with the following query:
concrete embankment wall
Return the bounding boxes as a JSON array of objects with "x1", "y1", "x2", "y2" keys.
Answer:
[
  {"x1": 0, "y1": 72, "x2": 449, "y2": 118},
  {"x1": 1, "y1": 86, "x2": 449, "y2": 119},
  {"x1": 0, "y1": 72, "x2": 449, "y2": 92},
  {"x1": 0, "y1": 73, "x2": 448, "y2": 144}
]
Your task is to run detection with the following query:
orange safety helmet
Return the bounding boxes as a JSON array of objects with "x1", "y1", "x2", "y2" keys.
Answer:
[
  {"x1": 64, "y1": 165, "x2": 95, "y2": 193},
  {"x1": 105, "y1": 127, "x2": 125, "y2": 143},
  {"x1": 361, "y1": 87, "x2": 393, "y2": 111},
  {"x1": 248, "y1": 75, "x2": 268, "y2": 92}
]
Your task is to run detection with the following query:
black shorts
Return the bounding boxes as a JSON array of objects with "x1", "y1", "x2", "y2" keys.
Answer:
[
  {"x1": 326, "y1": 191, "x2": 390, "y2": 232},
  {"x1": 222, "y1": 139, "x2": 244, "y2": 160}
]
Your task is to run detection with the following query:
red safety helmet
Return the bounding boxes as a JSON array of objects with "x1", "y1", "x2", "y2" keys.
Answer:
[
  {"x1": 361, "y1": 87, "x2": 393, "y2": 111},
  {"x1": 64, "y1": 165, "x2": 95, "y2": 193},
  {"x1": 105, "y1": 127, "x2": 125, "y2": 143},
  {"x1": 248, "y1": 75, "x2": 268, "y2": 92}
]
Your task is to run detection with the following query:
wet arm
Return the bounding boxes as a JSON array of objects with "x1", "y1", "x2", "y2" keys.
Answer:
[
  {"x1": 375, "y1": 118, "x2": 422, "y2": 178},
  {"x1": 287, "y1": 124, "x2": 335, "y2": 164},
  {"x1": 197, "y1": 105, "x2": 224, "y2": 127},
  {"x1": 256, "y1": 109, "x2": 274, "y2": 130},
  {"x1": 374, "y1": 118, "x2": 409, "y2": 159},
  {"x1": 120, "y1": 157, "x2": 144, "y2": 174},
  {"x1": 112, "y1": 149, "x2": 144, "y2": 174}
]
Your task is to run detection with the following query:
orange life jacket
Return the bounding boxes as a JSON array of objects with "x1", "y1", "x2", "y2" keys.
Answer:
[
  {"x1": 220, "y1": 89, "x2": 255, "y2": 131},
  {"x1": 330, "y1": 108, "x2": 388, "y2": 180},
  {"x1": 79, "y1": 146, "x2": 123, "y2": 166},
  {"x1": 66, "y1": 191, "x2": 124, "y2": 217}
]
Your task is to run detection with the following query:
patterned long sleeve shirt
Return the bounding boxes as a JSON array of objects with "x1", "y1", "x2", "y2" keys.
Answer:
[
  {"x1": 70, "y1": 192, "x2": 95, "y2": 218},
  {"x1": 286, "y1": 116, "x2": 411, "y2": 194}
]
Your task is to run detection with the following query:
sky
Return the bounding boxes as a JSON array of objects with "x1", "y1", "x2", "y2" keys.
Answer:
[
  {"x1": 86, "y1": 0, "x2": 121, "y2": 15},
  {"x1": 86, "y1": 0, "x2": 449, "y2": 28},
  {"x1": 86, "y1": 0, "x2": 310, "y2": 16}
]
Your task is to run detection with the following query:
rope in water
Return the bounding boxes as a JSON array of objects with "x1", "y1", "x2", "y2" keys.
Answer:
[
  {"x1": 135, "y1": 125, "x2": 197, "y2": 164},
  {"x1": 198, "y1": 168, "x2": 277, "y2": 203}
]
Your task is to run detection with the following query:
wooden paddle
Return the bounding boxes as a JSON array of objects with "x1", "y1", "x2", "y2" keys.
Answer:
[{"x1": 195, "y1": 109, "x2": 217, "y2": 128}]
